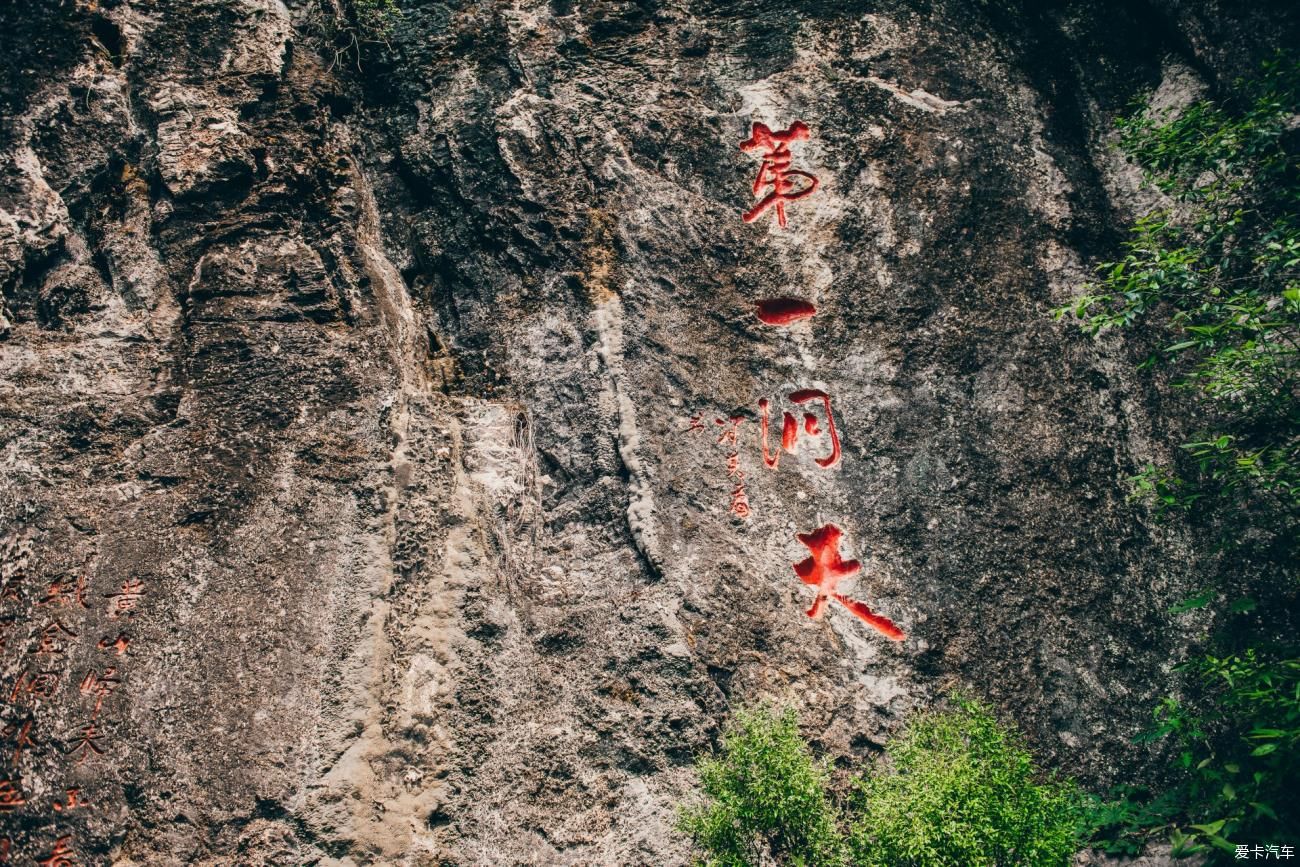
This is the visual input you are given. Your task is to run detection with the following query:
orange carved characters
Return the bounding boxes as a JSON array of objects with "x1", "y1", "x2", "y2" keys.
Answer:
[
  {"x1": 715, "y1": 417, "x2": 752, "y2": 519},
  {"x1": 79, "y1": 667, "x2": 121, "y2": 715},
  {"x1": 105, "y1": 580, "x2": 143, "y2": 618},
  {"x1": 37, "y1": 836, "x2": 77, "y2": 867},
  {"x1": 32, "y1": 620, "x2": 77, "y2": 655},
  {"x1": 9, "y1": 669, "x2": 60, "y2": 702},
  {"x1": 758, "y1": 389, "x2": 841, "y2": 470},
  {"x1": 37, "y1": 575, "x2": 88, "y2": 609},
  {"x1": 52, "y1": 788, "x2": 90, "y2": 812},
  {"x1": 0, "y1": 779, "x2": 24, "y2": 812},
  {"x1": 740, "y1": 121, "x2": 819, "y2": 227},
  {"x1": 792, "y1": 524, "x2": 904, "y2": 641},
  {"x1": 97, "y1": 633, "x2": 130, "y2": 656},
  {"x1": 1, "y1": 719, "x2": 38, "y2": 767},
  {"x1": 64, "y1": 722, "x2": 106, "y2": 765}
]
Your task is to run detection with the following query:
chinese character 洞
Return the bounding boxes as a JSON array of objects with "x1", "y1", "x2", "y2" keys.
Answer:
[
  {"x1": 79, "y1": 667, "x2": 121, "y2": 715},
  {"x1": 715, "y1": 416, "x2": 744, "y2": 447},
  {"x1": 1, "y1": 719, "x2": 38, "y2": 767},
  {"x1": 64, "y1": 722, "x2": 106, "y2": 765},
  {"x1": 759, "y1": 389, "x2": 842, "y2": 470},
  {"x1": 740, "y1": 121, "x2": 819, "y2": 228},
  {"x1": 32, "y1": 620, "x2": 78, "y2": 655},
  {"x1": 791, "y1": 524, "x2": 904, "y2": 641},
  {"x1": 37, "y1": 836, "x2": 77, "y2": 867},
  {"x1": 0, "y1": 779, "x2": 24, "y2": 812},
  {"x1": 9, "y1": 669, "x2": 60, "y2": 702},
  {"x1": 105, "y1": 580, "x2": 144, "y2": 618},
  {"x1": 52, "y1": 788, "x2": 90, "y2": 812}
]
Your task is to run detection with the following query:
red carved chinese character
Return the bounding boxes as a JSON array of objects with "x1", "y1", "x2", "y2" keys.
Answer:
[
  {"x1": 1, "y1": 719, "x2": 38, "y2": 767},
  {"x1": 105, "y1": 580, "x2": 143, "y2": 618},
  {"x1": 78, "y1": 667, "x2": 121, "y2": 715},
  {"x1": 0, "y1": 617, "x2": 13, "y2": 651},
  {"x1": 791, "y1": 524, "x2": 904, "y2": 641},
  {"x1": 32, "y1": 620, "x2": 77, "y2": 655},
  {"x1": 740, "y1": 121, "x2": 819, "y2": 227},
  {"x1": 686, "y1": 414, "x2": 706, "y2": 433},
  {"x1": 38, "y1": 575, "x2": 88, "y2": 609},
  {"x1": 0, "y1": 779, "x2": 24, "y2": 811},
  {"x1": 64, "y1": 722, "x2": 106, "y2": 765},
  {"x1": 715, "y1": 416, "x2": 744, "y2": 447},
  {"x1": 9, "y1": 670, "x2": 60, "y2": 702},
  {"x1": 759, "y1": 389, "x2": 841, "y2": 470},
  {"x1": 0, "y1": 836, "x2": 9, "y2": 862},
  {"x1": 725, "y1": 454, "x2": 752, "y2": 518},
  {"x1": 37, "y1": 836, "x2": 77, "y2": 867},
  {"x1": 97, "y1": 633, "x2": 130, "y2": 656},
  {"x1": 52, "y1": 789, "x2": 90, "y2": 812}
]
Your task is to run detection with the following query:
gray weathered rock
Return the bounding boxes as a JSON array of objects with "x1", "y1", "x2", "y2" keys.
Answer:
[{"x1": 1, "y1": 0, "x2": 1294, "y2": 864}]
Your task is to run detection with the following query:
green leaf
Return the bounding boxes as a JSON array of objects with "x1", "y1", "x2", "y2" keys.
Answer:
[
  {"x1": 1169, "y1": 589, "x2": 1214, "y2": 614},
  {"x1": 1229, "y1": 597, "x2": 1258, "y2": 614},
  {"x1": 1250, "y1": 743, "x2": 1278, "y2": 756},
  {"x1": 1250, "y1": 801, "x2": 1279, "y2": 821}
]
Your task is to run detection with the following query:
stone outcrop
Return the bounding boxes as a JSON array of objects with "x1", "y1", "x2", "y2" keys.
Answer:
[{"x1": 0, "y1": 0, "x2": 1294, "y2": 863}]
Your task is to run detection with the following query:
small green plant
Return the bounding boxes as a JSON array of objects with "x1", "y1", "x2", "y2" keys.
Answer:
[
  {"x1": 1054, "y1": 55, "x2": 1300, "y2": 518},
  {"x1": 1090, "y1": 651, "x2": 1300, "y2": 860},
  {"x1": 847, "y1": 697, "x2": 1083, "y2": 867},
  {"x1": 314, "y1": 0, "x2": 400, "y2": 70},
  {"x1": 678, "y1": 706, "x2": 845, "y2": 867}
]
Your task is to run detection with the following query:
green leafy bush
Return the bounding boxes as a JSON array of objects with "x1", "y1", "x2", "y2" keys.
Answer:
[
  {"x1": 1055, "y1": 55, "x2": 1300, "y2": 517},
  {"x1": 679, "y1": 700, "x2": 1084, "y2": 867},
  {"x1": 678, "y1": 706, "x2": 846, "y2": 867},
  {"x1": 847, "y1": 697, "x2": 1082, "y2": 867},
  {"x1": 1087, "y1": 651, "x2": 1300, "y2": 859},
  {"x1": 1057, "y1": 54, "x2": 1300, "y2": 862}
]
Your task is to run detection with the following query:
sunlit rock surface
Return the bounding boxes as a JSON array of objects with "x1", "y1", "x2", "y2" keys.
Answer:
[{"x1": 0, "y1": 0, "x2": 1293, "y2": 863}]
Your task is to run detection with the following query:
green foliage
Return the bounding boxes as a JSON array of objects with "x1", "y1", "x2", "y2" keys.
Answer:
[
  {"x1": 1056, "y1": 55, "x2": 1300, "y2": 860},
  {"x1": 847, "y1": 697, "x2": 1083, "y2": 867},
  {"x1": 1054, "y1": 55, "x2": 1300, "y2": 516},
  {"x1": 1088, "y1": 652, "x2": 1300, "y2": 860},
  {"x1": 679, "y1": 700, "x2": 1085, "y2": 867},
  {"x1": 349, "y1": 0, "x2": 399, "y2": 37},
  {"x1": 677, "y1": 706, "x2": 846, "y2": 867},
  {"x1": 313, "y1": 0, "x2": 400, "y2": 70}
]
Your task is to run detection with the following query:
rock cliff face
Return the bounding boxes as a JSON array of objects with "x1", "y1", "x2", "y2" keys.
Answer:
[{"x1": 0, "y1": 1, "x2": 1295, "y2": 864}]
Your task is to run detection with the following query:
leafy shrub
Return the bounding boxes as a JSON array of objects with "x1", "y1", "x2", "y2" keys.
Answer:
[
  {"x1": 678, "y1": 706, "x2": 846, "y2": 867},
  {"x1": 1057, "y1": 54, "x2": 1300, "y2": 862},
  {"x1": 1055, "y1": 55, "x2": 1300, "y2": 519},
  {"x1": 1087, "y1": 651, "x2": 1300, "y2": 859},
  {"x1": 679, "y1": 700, "x2": 1084, "y2": 867},
  {"x1": 847, "y1": 697, "x2": 1082, "y2": 867}
]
